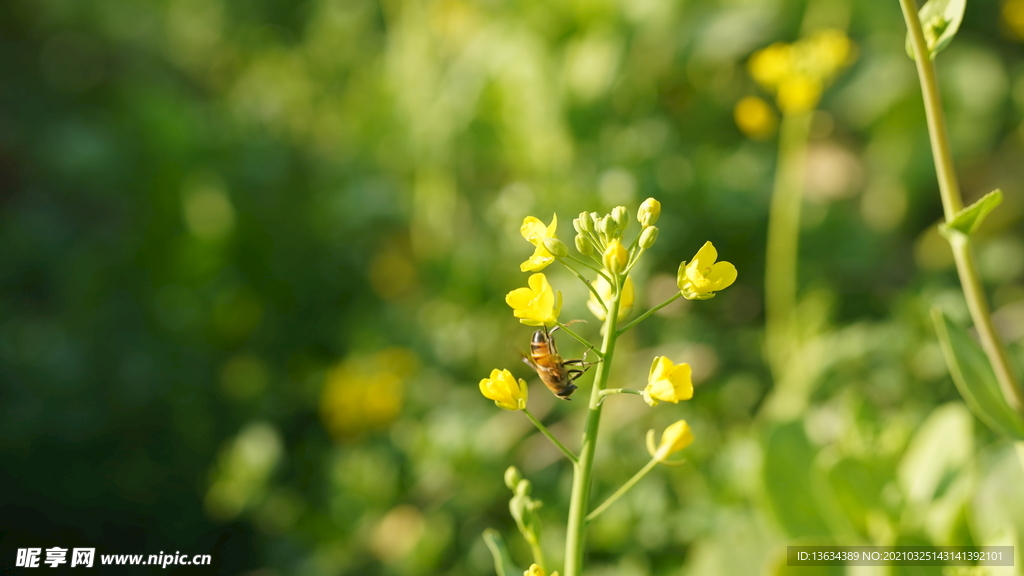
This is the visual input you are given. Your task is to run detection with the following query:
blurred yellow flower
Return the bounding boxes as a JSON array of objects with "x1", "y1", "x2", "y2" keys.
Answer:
[
  {"x1": 602, "y1": 238, "x2": 628, "y2": 274},
  {"x1": 734, "y1": 96, "x2": 777, "y2": 139},
  {"x1": 506, "y1": 273, "x2": 562, "y2": 327},
  {"x1": 748, "y1": 42, "x2": 794, "y2": 87},
  {"x1": 320, "y1": 348, "x2": 418, "y2": 440},
  {"x1": 525, "y1": 564, "x2": 558, "y2": 576},
  {"x1": 586, "y1": 273, "x2": 634, "y2": 322},
  {"x1": 677, "y1": 241, "x2": 737, "y2": 300},
  {"x1": 747, "y1": 29, "x2": 852, "y2": 114},
  {"x1": 642, "y1": 356, "x2": 693, "y2": 407},
  {"x1": 654, "y1": 420, "x2": 694, "y2": 462},
  {"x1": 520, "y1": 214, "x2": 559, "y2": 272},
  {"x1": 1005, "y1": 0, "x2": 1024, "y2": 40},
  {"x1": 776, "y1": 75, "x2": 822, "y2": 114},
  {"x1": 479, "y1": 368, "x2": 528, "y2": 411}
]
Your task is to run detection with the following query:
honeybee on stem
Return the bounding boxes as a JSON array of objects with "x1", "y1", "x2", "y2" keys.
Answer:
[{"x1": 522, "y1": 322, "x2": 598, "y2": 400}]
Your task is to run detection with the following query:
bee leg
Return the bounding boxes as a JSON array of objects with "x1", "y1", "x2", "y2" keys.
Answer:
[
  {"x1": 549, "y1": 319, "x2": 587, "y2": 334},
  {"x1": 566, "y1": 369, "x2": 585, "y2": 382}
]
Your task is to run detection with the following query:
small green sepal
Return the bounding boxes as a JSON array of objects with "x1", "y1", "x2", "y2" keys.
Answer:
[
  {"x1": 942, "y1": 189, "x2": 1002, "y2": 237},
  {"x1": 905, "y1": 0, "x2": 966, "y2": 60}
]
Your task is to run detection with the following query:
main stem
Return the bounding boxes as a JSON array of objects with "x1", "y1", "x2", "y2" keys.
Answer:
[
  {"x1": 764, "y1": 111, "x2": 813, "y2": 380},
  {"x1": 563, "y1": 278, "x2": 622, "y2": 576},
  {"x1": 899, "y1": 0, "x2": 1024, "y2": 415}
]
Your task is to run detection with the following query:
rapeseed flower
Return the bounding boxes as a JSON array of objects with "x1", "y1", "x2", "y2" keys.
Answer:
[
  {"x1": 506, "y1": 273, "x2": 562, "y2": 327},
  {"x1": 479, "y1": 368, "x2": 528, "y2": 411},
  {"x1": 677, "y1": 241, "x2": 737, "y2": 300}
]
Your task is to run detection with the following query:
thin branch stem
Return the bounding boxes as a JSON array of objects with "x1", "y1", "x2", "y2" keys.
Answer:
[
  {"x1": 585, "y1": 458, "x2": 660, "y2": 523},
  {"x1": 624, "y1": 247, "x2": 645, "y2": 276},
  {"x1": 555, "y1": 322, "x2": 603, "y2": 359},
  {"x1": 899, "y1": 0, "x2": 1024, "y2": 414},
  {"x1": 567, "y1": 254, "x2": 612, "y2": 284},
  {"x1": 617, "y1": 292, "x2": 682, "y2": 335},
  {"x1": 560, "y1": 259, "x2": 607, "y2": 313},
  {"x1": 596, "y1": 388, "x2": 643, "y2": 406},
  {"x1": 523, "y1": 409, "x2": 578, "y2": 465}
]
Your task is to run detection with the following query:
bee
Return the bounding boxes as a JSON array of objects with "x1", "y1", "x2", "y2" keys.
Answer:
[{"x1": 521, "y1": 325, "x2": 597, "y2": 400}]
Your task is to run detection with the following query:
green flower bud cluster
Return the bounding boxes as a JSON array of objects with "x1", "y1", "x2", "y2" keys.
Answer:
[
  {"x1": 568, "y1": 198, "x2": 663, "y2": 278},
  {"x1": 505, "y1": 466, "x2": 545, "y2": 553}
]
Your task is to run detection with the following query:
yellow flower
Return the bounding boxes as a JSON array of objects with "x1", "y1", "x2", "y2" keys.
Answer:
[
  {"x1": 734, "y1": 96, "x2": 777, "y2": 140},
  {"x1": 747, "y1": 30, "x2": 853, "y2": 115},
  {"x1": 776, "y1": 75, "x2": 822, "y2": 114},
  {"x1": 677, "y1": 241, "x2": 737, "y2": 300},
  {"x1": 602, "y1": 238, "x2": 628, "y2": 274},
  {"x1": 654, "y1": 420, "x2": 694, "y2": 462},
  {"x1": 479, "y1": 368, "x2": 528, "y2": 411},
  {"x1": 587, "y1": 273, "x2": 634, "y2": 322},
  {"x1": 520, "y1": 214, "x2": 559, "y2": 272},
  {"x1": 506, "y1": 273, "x2": 562, "y2": 327},
  {"x1": 525, "y1": 564, "x2": 558, "y2": 576},
  {"x1": 804, "y1": 29, "x2": 852, "y2": 77},
  {"x1": 748, "y1": 42, "x2": 794, "y2": 89},
  {"x1": 642, "y1": 356, "x2": 693, "y2": 407}
]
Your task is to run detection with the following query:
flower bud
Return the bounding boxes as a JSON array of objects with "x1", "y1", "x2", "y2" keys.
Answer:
[
  {"x1": 611, "y1": 206, "x2": 629, "y2": 231},
  {"x1": 654, "y1": 420, "x2": 694, "y2": 462},
  {"x1": 578, "y1": 211, "x2": 594, "y2": 233},
  {"x1": 637, "y1": 197, "x2": 661, "y2": 227},
  {"x1": 515, "y1": 478, "x2": 533, "y2": 497},
  {"x1": 572, "y1": 218, "x2": 583, "y2": 234},
  {"x1": 504, "y1": 466, "x2": 523, "y2": 491},
  {"x1": 575, "y1": 233, "x2": 594, "y2": 256},
  {"x1": 597, "y1": 215, "x2": 618, "y2": 241},
  {"x1": 602, "y1": 239, "x2": 628, "y2": 274},
  {"x1": 542, "y1": 237, "x2": 568, "y2": 258},
  {"x1": 639, "y1": 226, "x2": 659, "y2": 249}
]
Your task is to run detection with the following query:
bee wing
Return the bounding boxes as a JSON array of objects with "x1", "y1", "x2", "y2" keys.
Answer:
[{"x1": 520, "y1": 351, "x2": 540, "y2": 372}]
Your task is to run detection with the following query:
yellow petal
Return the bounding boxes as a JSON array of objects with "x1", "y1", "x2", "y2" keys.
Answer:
[
  {"x1": 520, "y1": 245, "x2": 555, "y2": 272},
  {"x1": 649, "y1": 356, "x2": 672, "y2": 383},
  {"x1": 691, "y1": 241, "x2": 718, "y2": 270},
  {"x1": 656, "y1": 420, "x2": 694, "y2": 460},
  {"x1": 708, "y1": 261, "x2": 737, "y2": 290},
  {"x1": 505, "y1": 287, "x2": 537, "y2": 311},
  {"x1": 545, "y1": 213, "x2": 558, "y2": 237},
  {"x1": 520, "y1": 216, "x2": 548, "y2": 245}
]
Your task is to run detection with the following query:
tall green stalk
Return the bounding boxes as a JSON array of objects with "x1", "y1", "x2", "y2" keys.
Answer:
[
  {"x1": 899, "y1": 0, "x2": 1024, "y2": 415},
  {"x1": 563, "y1": 279, "x2": 622, "y2": 576},
  {"x1": 764, "y1": 111, "x2": 813, "y2": 380}
]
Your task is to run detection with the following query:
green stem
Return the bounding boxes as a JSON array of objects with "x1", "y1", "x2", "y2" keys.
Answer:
[
  {"x1": 617, "y1": 292, "x2": 682, "y2": 335},
  {"x1": 563, "y1": 275, "x2": 622, "y2": 576},
  {"x1": 528, "y1": 540, "x2": 546, "y2": 573},
  {"x1": 899, "y1": 0, "x2": 1024, "y2": 415},
  {"x1": 555, "y1": 322, "x2": 603, "y2": 359},
  {"x1": 523, "y1": 409, "x2": 578, "y2": 465},
  {"x1": 764, "y1": 110, "x2": 813, "y2": 379},
  {"x1": 596, "y1": 388, "x2": 643, "y2": 406},
  {"x1": 585, "y1": 458, "x2": 659, "y2": 523},
  {"x1": 624, "y1": 246, "x2": 645, "y2": 276},
  {"x1": 560, "y1": 260, "x2": 608, "y2": 314},
  {"x1": 567, "y1": 254, "x2": 612, "y2": 284}
]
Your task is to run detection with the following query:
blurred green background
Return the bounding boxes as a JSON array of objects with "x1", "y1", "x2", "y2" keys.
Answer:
[{"x1": 3, "y1": 0, "x2": 1024, "y2": 574}]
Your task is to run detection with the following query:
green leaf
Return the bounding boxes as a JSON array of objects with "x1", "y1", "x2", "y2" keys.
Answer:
[
  {"x1": 943, "y1": 189, "x2": 1003, "y2": 236},
  {"x1": 762, "y1": 421, "x2": 830, "y2": 537},
  {"x1": 931, "y1": 308, "x2": 1024, "y2": 441},
  {"x1": 482, "y1": 529, "x2": 521, "y2": 576},
  {"x1": 905, "y1": 0, "x2": 967, "y2": 60}
]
